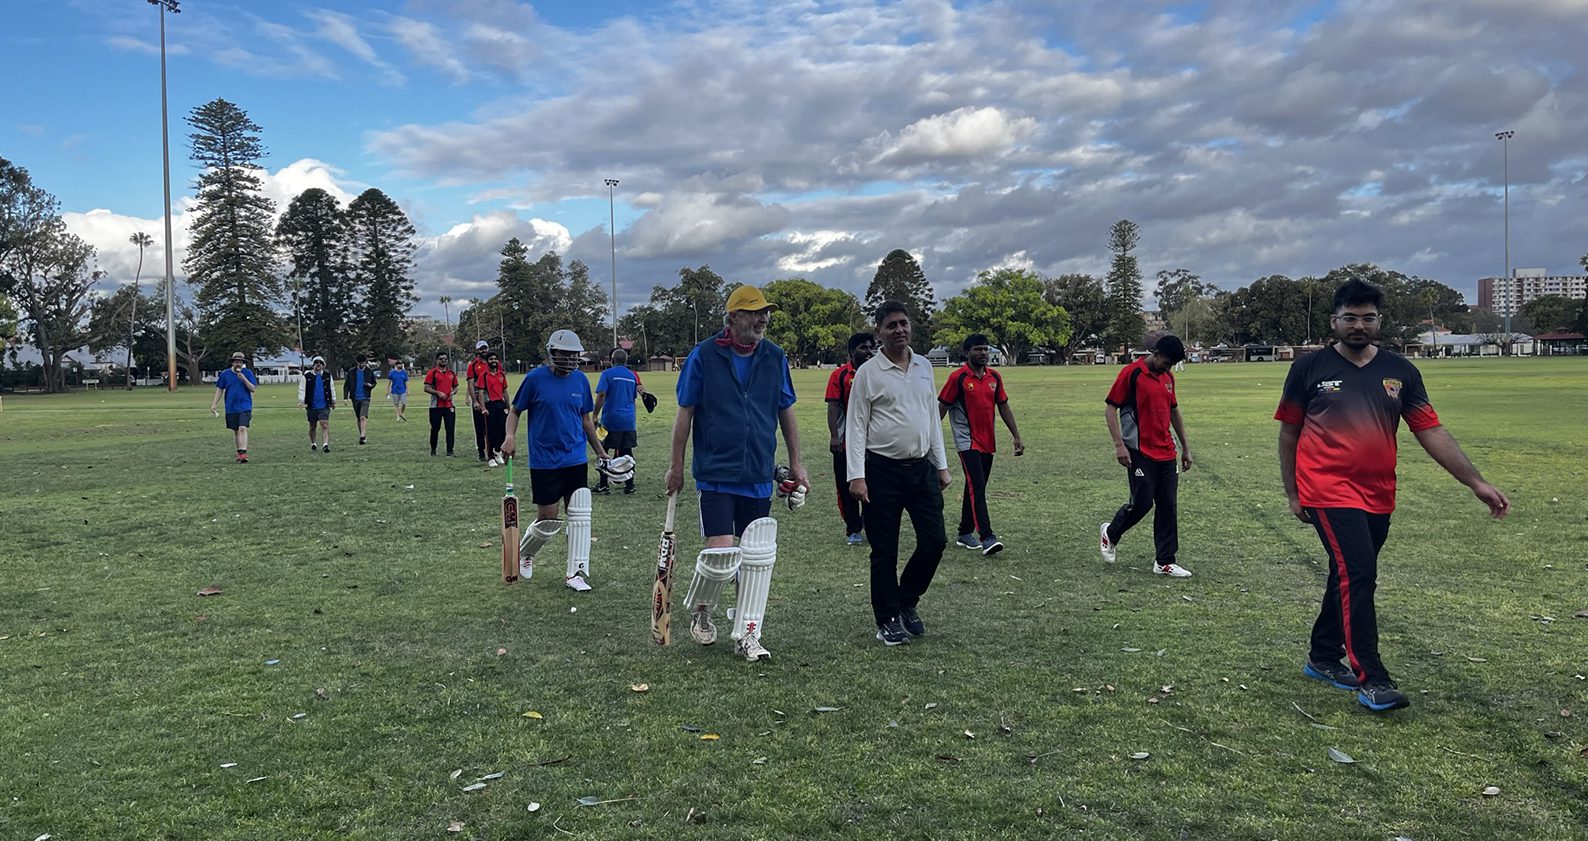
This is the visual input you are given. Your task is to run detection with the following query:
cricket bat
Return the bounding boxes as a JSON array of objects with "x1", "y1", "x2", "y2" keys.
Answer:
[
  {"x1": 501, "y1": 458, "x2": 520, "y2": 584},
  {"x1": 651, "y1": 492, "x2": 679, "y2": 645}
]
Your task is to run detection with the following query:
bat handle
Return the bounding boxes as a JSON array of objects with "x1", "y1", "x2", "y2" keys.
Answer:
[{"x1": 505, "y1": 456, "x2": 513, "y2": 484}]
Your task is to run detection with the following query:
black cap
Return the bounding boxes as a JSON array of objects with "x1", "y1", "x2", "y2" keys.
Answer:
[{"x1": 1154, "y1": 334, "x2": 1186, "y2": 363}]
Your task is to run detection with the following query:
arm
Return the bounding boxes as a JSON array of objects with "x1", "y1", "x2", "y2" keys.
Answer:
[
  {"x1": 664, "y1": 406, "x2": 694, "y2": 494},
  {"x1": 500, "y1": 407, "x2": 520, "y2": 456},
  {"x1": 584, "y1": 413, "x2": 610, "y2": 461},
  {"x1": 1104, "y1": 406, "x2": 1129, "y2": 466},
  {"x1": 845, "y1": 370, "x2": 871, "y2": 502},
  {"x1": 297, "y1": 377, "x2": 307, "y2": 406},
  {"x1": 998, "y1": 402, "x2": 1024, "y2": 456},
  {"x1": 778, "y1": 406, "x2": 808, "y2": 490},
  {"x1": 826, "y1": 401, "x2": 843, "y2": 452},
  {"x1": 1169, "y1": 405, "x2": 1191, "y2": 470},
  {"x1": 593, "y1": 392, "x2": 607, "y2": 418},
  {"x1": 930, "y1": 402, "x2": 950, "y2": 489},
  {"x1": 1277, "y1": 421, "x2": 1307, "y2": 522},
  {"x1": 938, "y1": 401, "x2": 949, "y2": 419},
  {"x1": 239, "y1": 371, "x2": 257, "y2": 393},
  {"x1": 473, "y1": 377, "x2": 487, "y2": 411},
  {"x1": 1413, "y1": 425, "x2": 1510, "y2": 518},
  {"x1": 209, "y1": 383, "x2": 223, "y2": 414}
]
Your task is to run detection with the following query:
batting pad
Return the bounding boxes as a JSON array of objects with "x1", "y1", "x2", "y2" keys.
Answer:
[
  {"x1": 520, "y1": 518, "x2": 564, "y2": 557},
  {"x1": 566, "y1": 487, "x2": 592, "y2": 579},
  {"x1": 732, "y1": 517, "x2": 777, "y2": 641},
  {"x1": 685, "y1": 547, "x2": 741, "y2": 615}
]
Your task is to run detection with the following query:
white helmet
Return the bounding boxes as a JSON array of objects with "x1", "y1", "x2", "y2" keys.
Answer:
[{"x1": 547, "y1": 329, "x2": 584, "y2": 374}]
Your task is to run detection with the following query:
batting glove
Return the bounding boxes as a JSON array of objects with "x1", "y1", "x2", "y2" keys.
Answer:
[{"x1": 599, "y1": 454, "x2": 636, "y2": 483}]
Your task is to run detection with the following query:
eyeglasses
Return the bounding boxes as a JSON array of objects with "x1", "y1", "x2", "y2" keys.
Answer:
[{"x1": 1333, "y1": 314, "x2": 1381, "y2": 325}]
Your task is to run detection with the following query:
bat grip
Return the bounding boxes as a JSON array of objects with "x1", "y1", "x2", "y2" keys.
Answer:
[
  {"x1": 663, "y1": 492, "x2": 678, "y2": 531},
  {"x1": 505, "y1": 456, "x2": 513, "y2": 485}
]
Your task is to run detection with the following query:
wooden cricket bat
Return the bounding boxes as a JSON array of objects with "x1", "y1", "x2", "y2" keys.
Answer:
[
  {"x1": 651, "y1": 493, "x2": 679, "y2": 645},
  {"x1": 502, "y1": 458, "x2": 520, "y2": 584}
]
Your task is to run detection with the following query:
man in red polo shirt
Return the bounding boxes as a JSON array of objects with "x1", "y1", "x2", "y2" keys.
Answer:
[
  {"x1": 474, "y1": 351, "x2": 510, "y2": 466},
  {"x1": 423, "y1": 349, "x2": 459, "y2": 456},
  {"x1": 1278, "y1": 278, "x2": 1508, "y2": 712},
  {"x1": 1099, "y1": 334, "x2": 1193, "y2": 577},
  {"x1": 938, "y1": 334, "x2": 1024, "y2": 556},
  {"x1": 466, "y1": 340, "x2": 492, "y2": 461},
  {"x1": 826, "y1": 332, "x2": 875, "y2": 546}
]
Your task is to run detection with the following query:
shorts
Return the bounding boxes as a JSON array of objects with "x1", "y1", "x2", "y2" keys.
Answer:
[
  {"x1": 604, "y1": 429, "x2": 637, "y2": 450},
  {"x1": 390, "y1": 392, "x2": 407, "y2": 408},
  {"x1": 225, "y1": 411, "x2": 251, "y2": 431},
  {"x1": 353, "y1": 399, "x2": 371, "y2": 418},
  {"x1": 699, "y1": 490, "x2": 771, "y2": 538},
  {"x1": 305, "y1": 407, "x2": 331, "y2": 423},
  {"x1": 530, "y1": 463, "x2": 589, "y2": 507}
]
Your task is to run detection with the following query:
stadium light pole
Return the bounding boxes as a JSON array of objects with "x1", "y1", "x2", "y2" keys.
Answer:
[
  {"x1": 1495, "y1": 130, "x2": 1515, "y2": 347},
  {"x1": 605, "y1": 179, "x2": 620, "y2": 353},
  {"x1": 148, "y1": 0, "x2": 181, "y2": 390}
]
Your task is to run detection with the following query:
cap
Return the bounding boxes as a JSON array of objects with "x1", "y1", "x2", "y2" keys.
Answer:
[
  {"x1": 229, "y1": 351, "x2": 246, "y2": 362},
  {"x1": 1154, "y1": 334, "x2": 1187, "y2": 363},
  {"x1": 311, "y1": 355, "x2": 326, "y2": 364},
  {"x1": 725, "y1": 285, "x2": 778, "y2": 313},
  {"x1": 475, "y1": 340, "x2": 489, "y2": 350}
]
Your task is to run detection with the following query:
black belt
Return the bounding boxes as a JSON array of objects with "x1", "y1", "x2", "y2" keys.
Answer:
[{"x1": 865, "y1": 451, "x2": 929, "y2": 466}]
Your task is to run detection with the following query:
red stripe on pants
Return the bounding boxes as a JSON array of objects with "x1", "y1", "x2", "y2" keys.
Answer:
[{"x1": 1316, "y1": 510, "x2": 1364, "y2": 683}]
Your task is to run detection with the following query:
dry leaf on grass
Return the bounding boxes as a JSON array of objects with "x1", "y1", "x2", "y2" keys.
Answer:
[
  {"x1": 196, "y1": 586, "x2": 223, "y2": 597},
  {"x1": 630, "y1": 683, "x2": 649, "y2": 692},
  {"x1": 1481, "y1": 786, "x2": 1500, "y2": 797},
  {"x1": 522, "y1": 710, "x2": 543, "y2": 719},
  {"x1": 1327, "y1": 748, "x2": 1356, "y2": 764},
  {"x1": 699, "y1": 733, "x2": 720, "y2": 741},
  {"x1": 446, "y1": 820, "x2": 464, "y2": 833}
]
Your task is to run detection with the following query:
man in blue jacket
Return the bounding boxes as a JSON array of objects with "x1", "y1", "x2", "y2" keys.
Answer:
[
  {"x1": 343, "y1": 353, "x2": 380, "y2": 445},
  {"x1": 665, "y1": 285, "x2": 810, "y2": 662},
  {"x1": 297, "y1": 355, "x2": 337, "y2": 452}
]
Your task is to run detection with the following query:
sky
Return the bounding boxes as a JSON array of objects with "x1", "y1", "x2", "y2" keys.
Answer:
[{"x1": 5, "y1": 0, "x2": 1586, "y2": 321}]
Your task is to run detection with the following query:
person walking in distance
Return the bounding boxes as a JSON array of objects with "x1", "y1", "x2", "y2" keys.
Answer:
[
  {"x1": 297, "y1": 355, "x2": 336, "y2": 452},
  {"x1": 209, "y1": 351, "x2": 258, "y2": 463},
  {"x1": 467, "y1": 340, "x2": 491, "y2": 461},
  {"x1": 423, "y1": 350, "x2": 459, "y2": 457},
  {"x1": 1099, "y1": 335, "x2": 1194, "y2": 577},
  {"x1": 387, "y1": 358, "x2": 410, "y2": 422},
  {"x1": 593, "y1": 348, "x2": 649, "y2": 494},
  {"x1": 501, "y1": 330, "x2": 630, "y2": 592},
  {"x1": 846, "y1": 301, "x2": 951, "y2": 646},
  {"x1": 344, "y1": 353, "x2": 380, "y2": 445},
  {"x1": 1278, "y1": 278, "x2": 1509, "y2": 712},
  {"x1": 474, "y1": 351, "x2": 510, "y2": 467},
  {"x1": 665, "y1": 285, "x2": 810, "y2": 662},
  {"x1": 825, "y1": 332, "x2": 875, "y2": 546},
  {"x1": 939, "y1": 333, "x2": 1025, "y2": 557}
]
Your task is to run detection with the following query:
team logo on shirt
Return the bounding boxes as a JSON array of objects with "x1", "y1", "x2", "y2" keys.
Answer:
[
  {"x1": 966, "y1": 381, "x2": 975, "y2": 391},
  {"x1": 1382, "y1": 378, "x2": 1402, "y2": 399},
  {"x1": 1318, "y1": 379, "x2": 1343, "y2": 394}
]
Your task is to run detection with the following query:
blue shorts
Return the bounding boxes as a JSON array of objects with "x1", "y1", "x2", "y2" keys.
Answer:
[{"x1": 698, "y1": 490, "x2": 771, "y2": 539}]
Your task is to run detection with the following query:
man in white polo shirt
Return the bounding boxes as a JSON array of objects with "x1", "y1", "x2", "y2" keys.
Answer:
[{"x1": 846, "y1": 300, "x2": 952, "y2": 646}]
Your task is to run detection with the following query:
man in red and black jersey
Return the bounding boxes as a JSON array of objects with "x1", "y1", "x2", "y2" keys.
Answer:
[
  {"x1": 474, "y1": 351, "x2": 511, "y2": 467},
  {"x1": 1278, "y1": 279, "x2": 1509, "y2": 712},
  {"x1": 466, "y1": 340, "x2": 492, "y2": 461},
  {"x1": 1100, "y1": 335, "x2": 1194, "y2": 577},
  {"x1": 423, "y1": 349, "x2": 459, "y2": 456},
  {"x1": 825, "y1": 332, "x2": 875, "y2": 546},
  {"x1": 939, "y1": 334, "x2": 1024, "y2": 556}
]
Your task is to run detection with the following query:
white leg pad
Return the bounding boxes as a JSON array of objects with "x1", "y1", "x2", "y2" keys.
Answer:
[
  {"x1": 685, "y1": 547, "x2": 740, "y2": 615},
  {"x1": 519, "y1": 519, "x2": 563, "y2": 559},
  {"x1": 732, "y1": 517, "x2": 777, "y2": 641},
  {"x1": 566, "y1": 487, "x2": 592, "y2": 580}
]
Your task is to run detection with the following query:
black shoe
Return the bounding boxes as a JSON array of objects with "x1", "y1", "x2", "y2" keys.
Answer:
[
  {"x1": 623, "y1": 485, "x2": 636, "y2": 495},
  {"x1": 359, "y1": 437, "x2": 366, "y2": 445},
  {"x1": 1303, "y1": 658, "x2": 1361, "y2": 690},
  {"x1": 430, "y1": 450, "x2": 437, "y2": 457},
  {"x1": 1357, "y1": 679, "x2": 1410, "y2": 711},
  {"x1": 900, "y1": 606, "x2": 925, "y2": 637},
  {"x1": 322, "y1": 445, "x2": 330, "y2": 454},
  {"x1": 478, "y1": 451, "x2": 487, "y2": 462},
  {"x1": 591, "y1": 485, "x2": 610, "y2": 495},
  {"x1": 446, "y1": 451, "x2": 455, "y2": 457},
  {"x1": 875, "y1": 618, "x2": 910, "y2": 646}
]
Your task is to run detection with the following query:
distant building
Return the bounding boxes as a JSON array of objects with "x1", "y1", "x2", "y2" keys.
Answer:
[{"x1": 1476, "y1": 268, "x2": 1587, "y2": 313}]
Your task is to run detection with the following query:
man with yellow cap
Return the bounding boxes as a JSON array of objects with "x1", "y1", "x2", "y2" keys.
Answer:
[{"x1": 665, "y1": 284, "x2": 810, "y2": 661}]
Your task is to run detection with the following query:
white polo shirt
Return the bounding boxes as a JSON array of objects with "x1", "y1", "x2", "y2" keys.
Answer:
[{"x1": 845, "y1": 349, "x2": 948, "y2": 480}]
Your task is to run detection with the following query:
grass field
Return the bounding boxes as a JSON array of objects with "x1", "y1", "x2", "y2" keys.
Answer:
[{"x1": 2, "y1": 357, "x2": 1586, "y2": 840}]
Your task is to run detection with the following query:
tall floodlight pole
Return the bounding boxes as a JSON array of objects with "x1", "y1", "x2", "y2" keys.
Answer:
[
  {"x1": 149, "y1": 0, "x2": 181, "y2": 390},
  {"x1": 1495, "y1": 130, "x2": 1515, "y2": 347},
  {"x1": 605, "y1": 179, "x2": 620, "y2": 352}
]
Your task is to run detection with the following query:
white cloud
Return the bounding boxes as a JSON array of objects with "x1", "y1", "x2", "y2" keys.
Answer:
[
  {"x1": 624, "y1": 194, "x2": 791, "y2": 259},
  {"x1": 307, "y1": 9, "x2": 406, "y2": 85},
  {"x1": 389, "y1": 17, "x2": 470, "y2": 83},
  {"x1": 871, "y1": 107, "x2": 1040, "y2": 165}
]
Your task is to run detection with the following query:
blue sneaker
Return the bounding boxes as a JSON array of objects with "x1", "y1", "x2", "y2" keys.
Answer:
[
  {"x1": 875, "y1": 618, "x2": 911, "y2": 646},
  {"x1": 900, "y1": 606, "x2": 925, "y2": 637},
  {"x1": 1357, "y1": 679, "x2": 1410, "y2": 711},
  {"x1": 846, "y1": 533, "x2": 864, "y2": 547},
  {"x1": 955, "y1": 533, "x2": 980, "y2": 550},
  {"x1": 980, "y1": 536, "x2": 1004, "y2": 557},
  {"x1": 1303, "y1": 659, "x2": 1361, "y2": 690}
]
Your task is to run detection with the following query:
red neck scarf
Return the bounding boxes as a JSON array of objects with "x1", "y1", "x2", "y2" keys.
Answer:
[{"x1": 713, "y1": 328, "x2": 758, "y2": 354}]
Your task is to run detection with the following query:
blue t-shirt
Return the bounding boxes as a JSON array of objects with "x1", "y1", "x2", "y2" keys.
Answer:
[
  {"x1": 388, "y1": 369, "x2": 410, "y2": 395},
  {"x1": 510, "y1": 365, "x2": 595, "y2": 470},
  {"x1": 676, "y1": 345, "x2": 797, "y2": 496},
  {"x1": 351, "y1": 367, "x2": 377, "y2": 400},
  {"x1": 596, "y1": 366, "x2": 641, "y2": 431},
  {"x1": 215, "y1": 368, "x2": 257, "y2": 414},
  {"x1": 306, "y1": 372, "x2": 329, "y2": 410}
]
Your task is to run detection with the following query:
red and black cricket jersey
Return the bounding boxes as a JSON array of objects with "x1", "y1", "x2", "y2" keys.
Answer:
[
  {"x1": 476, "y1": 369, "x2": 508, "y2": 403},
  {"x1": 1275, "y1": 346, "x2": 1440, "y2": 514},
  {"x1": 939, "y1": 364, "x2": 1008, "y2": 453},
  {"x1": 1105, "y1": 358, "x2": 1178, "y2": 462},
  {"x1": 825, "y1": 363, "x2": 856, "y2": 447},
  {"x1": 466, "y1": 356, "x2": 490, "y2": 392},
  {"x1": 424, "y1": 367, "x2": 459, "y2": 408}
]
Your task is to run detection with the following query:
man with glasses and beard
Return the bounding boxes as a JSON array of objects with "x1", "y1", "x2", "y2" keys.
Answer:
[
  {"x1": 1278, "y1": 278, "x2": 1509, "y2": 712},
  {"x1": 423, "y1": 350, "x2": 459, "y2": 457}
]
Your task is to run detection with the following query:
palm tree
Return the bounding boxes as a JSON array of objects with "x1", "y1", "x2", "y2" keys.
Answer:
[
  {"x1": 128, "y1": 232, "x2": 154, "y2": 387},
  {"x1": 438, "y1": 295, "x2": 453, "y2": 346}
]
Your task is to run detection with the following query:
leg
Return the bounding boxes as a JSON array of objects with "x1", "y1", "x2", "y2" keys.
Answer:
[
  {"x1": 443, "y1": 408, "x2": 456, "y2": 453},
  {"x1": 731, "y1": 516, "x2": 776, "y2": 660},
  {"x1": 1105, "y1": 449, "x2": 1158, "y2": 547},
  {"x1": 517, "y1": 517, "x2": 563, "y2": 580},
  {"x1": 319, "y1": 420, "x2": 330, "y2": 447},
  {"x1": 1309, "y1": 508, "x2": 1388, "y2": 684},
  {"x1": 565, "y1": 486, "x2": 592, "y2": 590},
  {"x1": 473, "y1": 407, "x2": 487, "y2": 459},
  {"x1": 1150, "y1": 458, "x2": 1179, "y2": 565},
  {"x1": 863, "y1": 456, "x2": 907, "y2": 627},
  {"x1": 429, "y1": 408, "x2": 441, "y2": 453},
  {"x1": 833, "y1": 449, "x2": 863, "y2": 536},
  {"x1": 957, "y1": 451, "x2": 994, "y2": 541},
  {"x1": 683, "y1": 545, "x2": 740, "y2": 645},
  {"x1": 898, "y1": 460, "x2": 948, "y2": 611}
]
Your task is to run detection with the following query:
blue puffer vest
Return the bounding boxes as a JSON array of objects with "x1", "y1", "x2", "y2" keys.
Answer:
[{"x1": 690, "y1": 337, "x2": 786, "y2": 485}]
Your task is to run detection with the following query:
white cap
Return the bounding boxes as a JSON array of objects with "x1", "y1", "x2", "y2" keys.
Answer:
[
  {"x1": 311, "y1": 355, "x2": 325, "y2": 364},
  {"x1": 475, "y1": 340, "x2": 489, "y2": 350}
]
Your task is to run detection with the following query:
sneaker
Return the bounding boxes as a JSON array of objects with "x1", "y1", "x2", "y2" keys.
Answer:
[
  {"x1": 565, "y1": 573, "x2": 592, "y2": 592},
  {"x1": 846, "y1": 533, "x2": 864, "y2": 547},
  {"x1": 359, "y1": 437, "x2": 366, "y2": 445},
  {"x1": 1153, "y1": 563, "x2": 1193, "y2": 578},
  {"x1": 591, "y1": 484, "x2": 610, "y2": 495},
  {"x1": 955, "y1": 533, "x2": 980, "y2": 550},
  {"x1": 430, "y1": 450, "x2": 437, "y2": 457},
  {"x1": 735, "y1": 632, "x2": 771, "y2": 661},
  {"x1": 487, "y1": 458, "x2": 501, "y2": 468},
  {"x1": 235, "y1": 455, "x2": 248, "y2": 464},
  {"x1": 1303, "y1": 659, "x2": 1362, "y2": 690},
  {"x1": 321, "y1": 444, "x2": 330, "y2": 454},
  {"x1": 1357, "y1": 679, "x2": 1410, "y2": 711},
  {"x1": 1099, "y1": 523, "x2": 1116, "y2": 563},
  {"x1": 311, "y1": 443, "x2": 318, "y2": 452},
  {"x1": 446, "y1": 451, "x2": 455, "y2": 457},
  {"x1": 690, "y1": 608, "x2": 718, "y2": 645},
  {"x1": 518, "y1": 552, "x2": 534, "y2": 580},
  {"x1": 875, "y1": 618, "x2": 911, "y2": 646},
  {"x1": 900, "y1": 606, "x2": 925, "y2": 637},
  {"x1": 622, "y1": 485, "x2": 636, "y2": 495},
  {"x1": 981, "y1": 537, "x2": 1004, "y2": 557},
  {"x1": 478, "y1": 451, "x2": 487, "y2": 462}
]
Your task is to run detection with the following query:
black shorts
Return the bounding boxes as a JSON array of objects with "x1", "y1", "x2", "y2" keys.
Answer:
[
  {"x1": 225, "y1": 411, "x2": 251, "y2": 430},
  {"x1": 530, "y1": 463, "x2": 589, "y2": 506},
  {"x1": 352, "y1": 399, "x2": 371, "y2": 418},
  {"x1": 699, "y1": 490, "x2": 771, "y2": 538},
  {"x1": 306, "y1": 407, "x2": 330, "y2": 423},
  {"x1": 604, "y1": 429, "x2": 637, "y2": 450}
]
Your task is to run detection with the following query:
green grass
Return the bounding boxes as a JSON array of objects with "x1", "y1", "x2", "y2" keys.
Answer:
[{"x1": 1, "y1": 358, "x2": 1586, "y2": 840}]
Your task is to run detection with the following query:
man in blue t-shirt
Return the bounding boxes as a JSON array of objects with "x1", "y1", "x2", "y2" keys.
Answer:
[
  {"x1": 500, "y1": 329, "x2": 624, "y2": 593},
  {"x1": 209, "y1": 351, "x2": 259, "y2": 463},
  {"x1": 593, "y1": 348, "x2": 650, "y2": 495},
  {"x1": 386, "y1": 359, "x2": 410, "y2": 422},
  {"x1": 664, "y1": 284, "x2": 809, "y2": 663},
  {"x1": 343, "y1": 354, "x2": 380, "y2": 445},
  {"x1": 297, "y1": 355, "x2": 337, "y2": 452}
]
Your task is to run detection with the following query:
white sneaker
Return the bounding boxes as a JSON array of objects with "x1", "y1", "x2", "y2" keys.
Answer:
[
  {"x1": 518, "y1": 555, "x2": 534, "y2": 580},
  {"x1": 487, "y1": 457, "x2": 501, "y2": 467},
  {"x1": 689, "y1": 608, "x2": 718, "y2": 645},
  {"x1": 1153, "y1": 563, "x2": 1193, "y2": 578},
  {"x1": 735, "y1": 632, "x2": 770, "y2": 661},
  {"x1": 1099, "y1": 522, "x2": 1116, "y2": 563},
  {"x1": 565, "y1": 573, "x2": 592, "y2": 592}
]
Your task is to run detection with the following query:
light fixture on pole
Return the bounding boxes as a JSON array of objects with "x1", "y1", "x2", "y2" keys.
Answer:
[
  {"x1": 605, "y1": 178, "x2": 620, "y2": 353},
  {"x1": 1495, "y1": 130, "x2": 1515, "y2": 345},
  {"x1": 148, "y1": 0, "x2": 180, "y2": 391}
]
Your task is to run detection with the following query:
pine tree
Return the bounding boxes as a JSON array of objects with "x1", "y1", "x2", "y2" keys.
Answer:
[
  {"x1": 182, "y1": 99, "x2": 284, "y2": 363},
  {"x1": 276, "y1": 188, "x2": 354, "y2": 368},
  {"x1": 1104, "y1": 219, "x2": 1145, "y2": 352},
  {"x1": 346, "y1": 188, "x2": 417, "y2": 363},
  {"x1": 865, "y1": 249, "x2": 936, "y2": 353}
]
